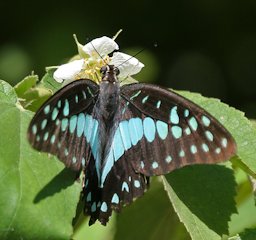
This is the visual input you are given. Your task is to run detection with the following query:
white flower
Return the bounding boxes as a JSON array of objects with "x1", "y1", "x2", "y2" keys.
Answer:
[
  {"x1": 53, "y1": 59, "x2": 84, "y2": 83},
  {"x1": 82, "y1": 36, "x2": 119, "y2": 58},
  {"x1": 53, "y1": 35, "x2": 144, "y2": 83},
  {"x1": 110, "y1": 52, "x2": 144, "y2": 78}
]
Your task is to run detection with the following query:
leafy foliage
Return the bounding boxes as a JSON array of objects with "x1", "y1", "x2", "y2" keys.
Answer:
[
  {"x1": 1, "y1": 72, "x2": 256, "y2": 240},
  {"x1": 163, "y1": 166, "x2": 236, "y2": 240},
  {"x1": 240, "y1": 228, "x2": 256, "y2": 240},
  {"x1": 0, "y1": 80, "x2": 81, "y2": 240}
]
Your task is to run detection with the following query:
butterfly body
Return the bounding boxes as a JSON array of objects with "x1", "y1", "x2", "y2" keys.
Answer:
[
  {"x1": 28, "y1": 64, "x2": 236, "y2": 225},
  {"x1": 93, "y1": 66, "x2": 121, "y2": 184}
]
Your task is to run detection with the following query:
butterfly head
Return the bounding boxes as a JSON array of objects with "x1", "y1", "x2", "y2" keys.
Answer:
[{"x1": 100, "y1": 65, "x2": 120, "y2": 83}]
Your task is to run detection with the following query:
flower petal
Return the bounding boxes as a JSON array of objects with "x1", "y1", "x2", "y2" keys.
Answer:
[
  {"x1": 110, "y1": 52, "x2": 144, "y2": 78},
  {"x1": 82, "y1": 36, "x2": 119, "y2": 57},
  {"x1": 53, "y1": 59, "x2": 84, "y2": 83}
]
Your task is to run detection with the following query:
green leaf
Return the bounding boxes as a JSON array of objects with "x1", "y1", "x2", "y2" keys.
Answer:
[
  {"x1": 0, "y1": 80, "x2": 81, "y2": 239},
  {"x1": 13, "y1": 75, "x2": 52, "y2": 112},
  {"x1": 250, "y1": 120, "x2": 256, "y2": 129},
  {"x1": 39, "y1": 68, "x2": 61, "y2": 93},
  {"x1": 228, "y1": 167, "x2": 256, "y2": 236},
  {"x1": 114, "y1": 179, "x2": 190, "y2": 240},
  {"x1": 20, "y1": 86, "x2": 52, "y2": 112},
  {"x1": 177, "y1": 90, "x2": 256, "y2": 177},
  {"x1": 14, "y1": 74, "x2": 38, "y2": 96},
  {"x1": 72, "y1": 214, "x2": 116, "y2": 240},
  {"x1": 240, "y1": 228, "x2": 256, "y2": 240},
  {"x1": 0, "y1": 80, "x2": 17, "y2": 103},
  {"x1": 163, "y1": 165, "x2": 237, "y2": 240}
]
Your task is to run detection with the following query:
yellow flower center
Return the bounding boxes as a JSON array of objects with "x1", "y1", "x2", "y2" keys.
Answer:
[{"x1": 74, "y1": 55, "x2": 110, "y2": 84}]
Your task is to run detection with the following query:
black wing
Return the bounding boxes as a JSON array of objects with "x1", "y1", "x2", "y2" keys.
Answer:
[
  {"x1": 119, "y1": 83, "x2": 236, "y2": 176},
  {"x1": 82, "y1": 83, "x2": 237, "y2": 226},
  {"x1": 83, "y1": 151, "x2": 150, "y2": 225},
  {"x1": 27, "y1": 79, "x2": 99, "y2": 171}
]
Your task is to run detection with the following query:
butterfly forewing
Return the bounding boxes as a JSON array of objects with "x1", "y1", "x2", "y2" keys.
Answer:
[
  {"x1": 119, "y1": 83, "x2": 236, "y2": 176},
  {"x1": 27, "y1": 79, "x2": 99, "y2": 171}
]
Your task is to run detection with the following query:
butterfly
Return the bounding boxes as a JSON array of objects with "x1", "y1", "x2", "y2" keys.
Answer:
[{"x1": 28, "y1": 64, "x2": 237, "y2": 225}]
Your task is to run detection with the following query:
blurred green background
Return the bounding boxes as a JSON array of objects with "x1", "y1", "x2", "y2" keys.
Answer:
[{"x1": 1, "y1": 0, "x2": 256, "y2": 117}]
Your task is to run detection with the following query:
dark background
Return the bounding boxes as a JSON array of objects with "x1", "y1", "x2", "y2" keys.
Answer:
[{"x1": 1, "y1": 0, "x2": 256, "y2": 117}]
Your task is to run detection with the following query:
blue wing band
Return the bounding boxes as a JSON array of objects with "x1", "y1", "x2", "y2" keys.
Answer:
[{"x1": 99, "y1": 117, "x2": 146, "y2": 187}]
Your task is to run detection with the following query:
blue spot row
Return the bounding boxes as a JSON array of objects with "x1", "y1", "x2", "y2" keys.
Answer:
[
  {"x1": 101, "y1": 202, "x2": 108, "y2": 212},
  {"x1": 63, "y1": 99, "x2": 69, "y2": 116},
  {"x1": 179, "y1": 149, "x2": 185, "y2": 157},
  {"x1": 32, "y1": 124, "x2": 37, "y2": 134},
  {"x1": 202, "y1": 143, "x2": 209, "y2": 152},
  {"x1": 184, "y1": 127, "x2": 191, "y2": 135},
  {"x1": 55, "y1": 119, "x2": 60, "y2": 126},
  {"x1": 165, "y1": 155, "x2": 172, "y2": 163},
  {"x1": 50, "y1": 135, "x2": 56, "y2": 144},
  {"x1": 221, "y1": 138, "x2": 228, "y2": 148},
  {"x1": 69, "y1": 115, "x2": 77, "y2": 133},
  {"x1": 130, "y1": 90, "x2": 141, "y2": 100},
  {"x1": 75, "y1": 95, "x2": 79, "y2": 103},
  {"x1": 51, "y1": 108, "x2": 58, "y2": 121},
  {"x1": 202, "y1": 115, "x2": 211, "y2": 127},
  {"x1": 86, "y1": 192, "x2": 91, "y2": 202},
  {"x1": 122, "y1": 182, "x2": 129, "y2": 192},
  {"x1": 77, "y1": 113, "x2": 85, "y2": 137},
  {"x1": 156, "y1": 120, "x2": 168, "y2": 140},
  {"x1": 91, "y1": 202, "x2": 96, "y2": 212},
  {"x1": 184, "y1": 109, "x2": 189, "y2": 117},
  {"x1": 170, "y1": 106, "x2": 179, "y2": 124},
  {"x1": 111, "y1": 193, "x2": 119, "y2": 204},
  {"x1": 152, "y1": 161, "x2": 158, "y2": 169},
  {"x1": 61, "y1": 118, "x2": 68, "y2": 131},
  {"x1": 205, "y1": 130, "x2": 214, "y2": 141},
  {"x1": 43, "y1": 132, "x2": 49, "y2": 141},
  {"x1": 215, "y1": 148, "x2": 221, "y2": 154},
  {"x1": 190, "y1": 145, "x2": 197, "y2": 154},
  {"x1": 41, "y1": 119, "x2": 47, "y2": 130},
  {"x1": 189, "y1": 117, "x2": 198, "y2": 131},
  {"x1": 156, "y1": 100, "x2": 161, "y2": 109},
  {"x1": 44, "y1": 105, "x2": 50, "y2": 114},
  {"x1": 142, "y1": 95, "x2": 149, "y2": 104},
  {"x1": 172, "y1": 126, "x2": 182, "y2": 139},
  {"x1": 143, "y1": 117, "x2": 155, "y2": 142},
  {"x1": 87, "y1": 87, "x2": 94, "y2": 97},
  {"x1": 140, "y1": 161, "x2": 145, "y2": 168},
  {"x1": 82, "y1": 90, "x2": 87, "y2": 99},
  {"x1": 134, "y1": 180, "x2": 140, "y2": 188}
]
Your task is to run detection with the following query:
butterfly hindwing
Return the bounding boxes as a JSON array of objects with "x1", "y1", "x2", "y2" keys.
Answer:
[
  {"x1": 82, "y1": 98, "x2": 150, "y2": 225},
  {"x1": 27, "y1": 79, "x2": 99, "y2": 171},
  {"x1": 83, "y1": 151, "x2": 149, "y2": 225},
  {"x1": 118, "y1": 83, "x2": 237, "y2": 176}
]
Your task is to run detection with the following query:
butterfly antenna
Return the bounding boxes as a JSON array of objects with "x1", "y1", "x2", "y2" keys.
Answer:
[
  {"x1": 89, "y1": 40, "x2": 108, "y2": 66},
  {"x1": 117, "y1": 42, "x2": 158, "y2": 82},
  {"x1": 117, "y1": 48, "x2": 146, "y2": 85},
  {"x1": 116, "y1": 48, "x2": 145, "y2": 70}
]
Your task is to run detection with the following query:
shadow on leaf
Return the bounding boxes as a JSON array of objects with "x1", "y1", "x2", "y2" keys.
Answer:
[
  {"x1": 165, "y1": 165, "x2": 237, "y2": 236},
  {"x1": 34, "y1": 168, "x2": 79, "y2": 203}
]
